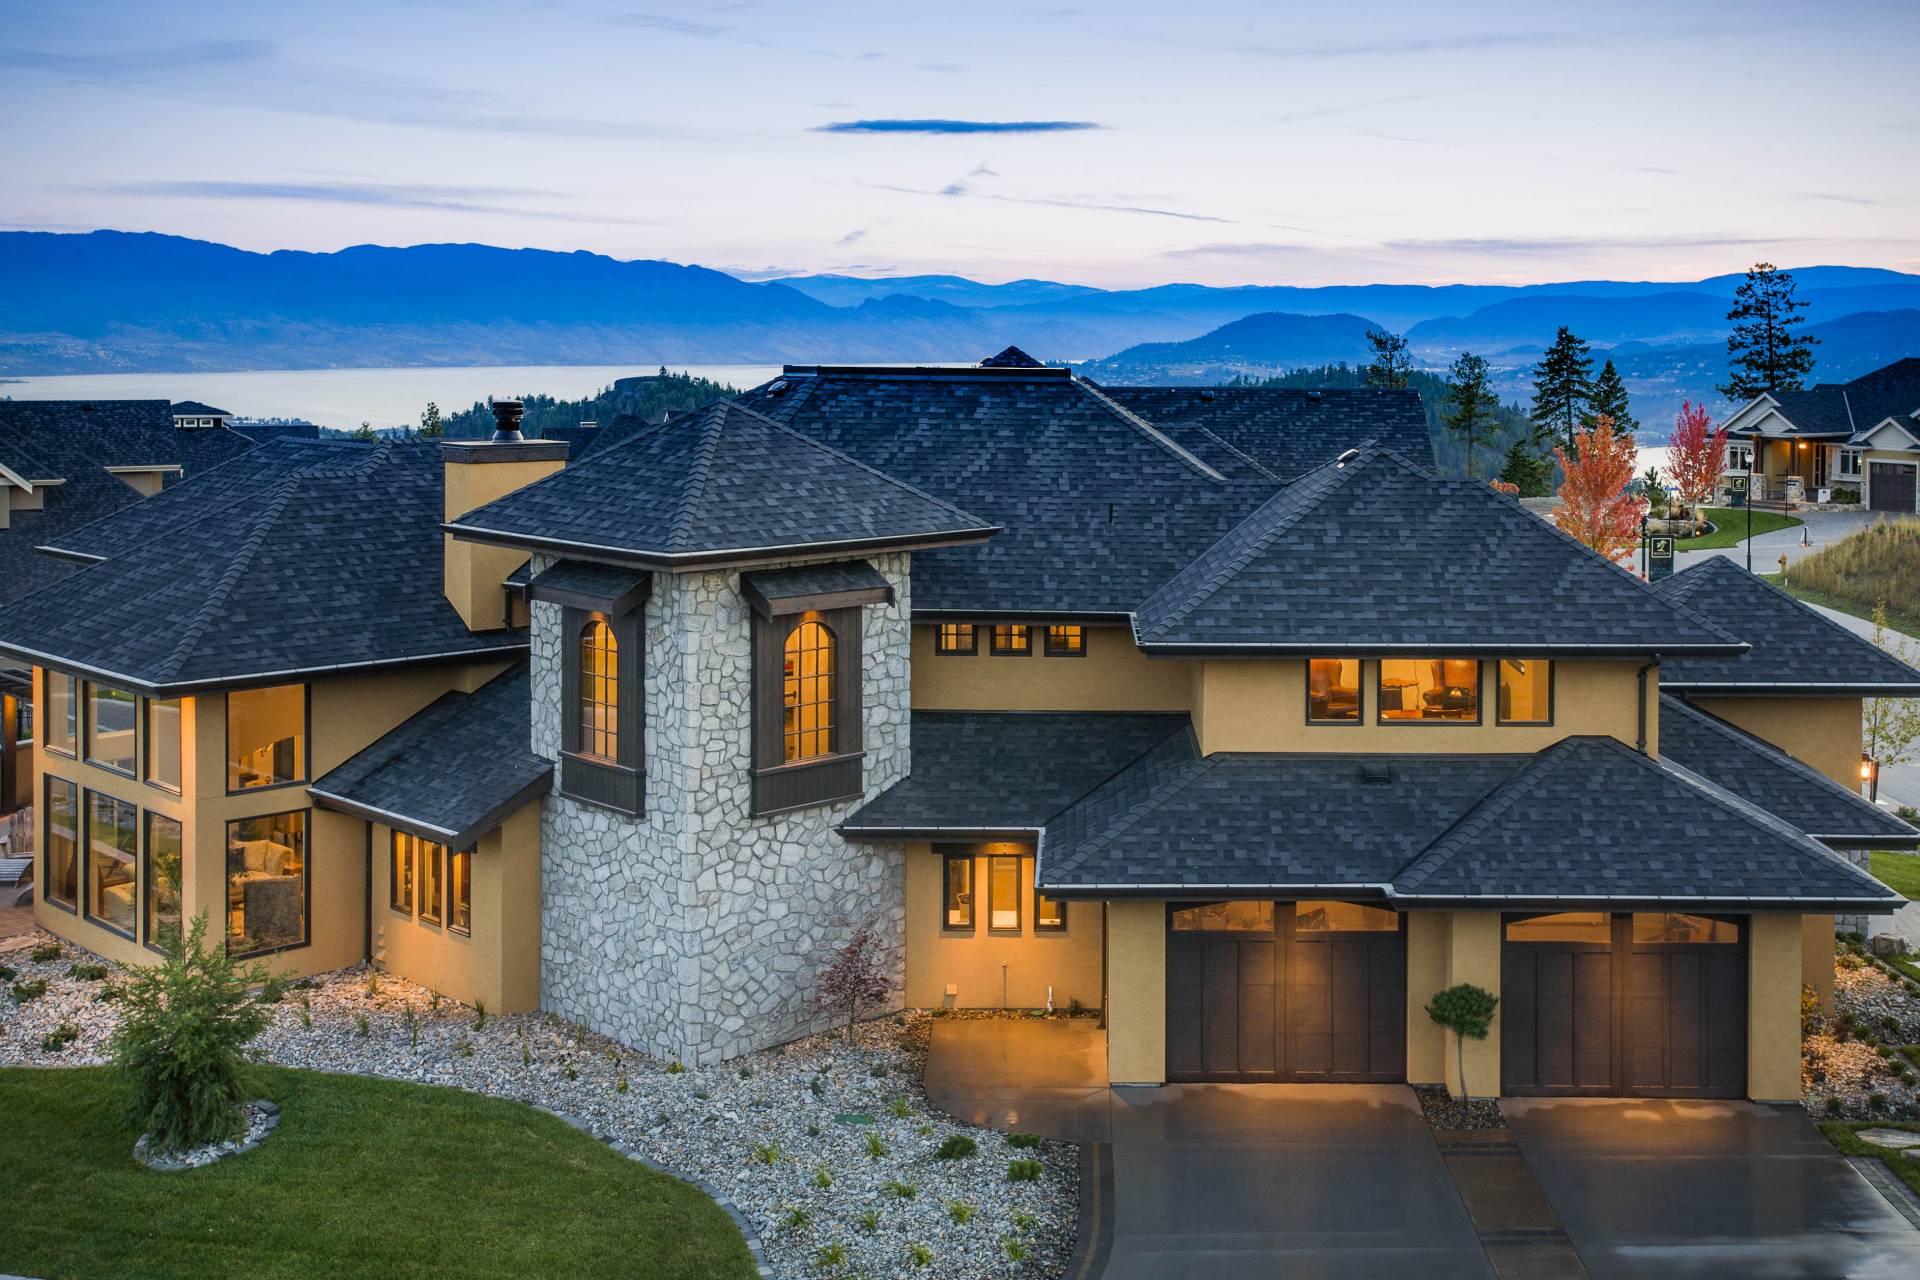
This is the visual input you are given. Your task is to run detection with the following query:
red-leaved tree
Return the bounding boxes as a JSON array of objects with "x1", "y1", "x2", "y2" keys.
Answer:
[
  {"x1": 1554, "y1": 414, "x2": 1647, "y2": 565},
  {"x1": 813, "y1": 916, "x2": 894, "y2": 1040},
  {"x1": 1666, "y1": 400, "x2": 1728, "y2": 510}
]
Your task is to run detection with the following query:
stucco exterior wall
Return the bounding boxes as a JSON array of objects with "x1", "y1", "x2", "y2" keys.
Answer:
[
  {"x1": 535, "y1": 552, "x2": 912, "y2": 1065},
  {"x1": 1685, "y1": 695, "x2": 1863, "y2": 790},
  {"x1": 1404, "y1": 911, "x2": 1450, "y2": 1086},
  {"x1": 1749, "y1": 913, "x2": 1806, "y2": 1103},
  {"x1": 910, "y1": 626, "x2": 1193, "y2": 711},
  {"x1": 902, "y1": 843, "x2": 1102, "y2": 1010},
  {"x1": 1803, "y1": 914, "x2": 1836, "y2": 1013},
  {"x1": 1105, "y1": 899, "x2": 1166, "y2": 1085},
  {"x1": 441, "y1": 449, "x2": 558, "y2": 633},
  {"x1": 1193, "y1": 658, "x2": 1651, "y2": 756}
]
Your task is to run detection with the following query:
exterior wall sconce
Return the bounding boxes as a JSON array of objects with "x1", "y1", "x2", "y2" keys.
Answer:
[{"x1": 1863, "y1": 752, "x2": 1880, "y2": 802}]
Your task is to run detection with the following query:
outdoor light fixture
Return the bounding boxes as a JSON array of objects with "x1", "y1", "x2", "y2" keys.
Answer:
[{"x1": 1863, "y1": 752, "x2": 1880, "y2": 802}]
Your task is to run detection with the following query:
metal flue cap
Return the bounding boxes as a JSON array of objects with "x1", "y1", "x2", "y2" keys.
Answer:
[{"x1": 490, "y1": 399, "x2": 525, "y2": 442}]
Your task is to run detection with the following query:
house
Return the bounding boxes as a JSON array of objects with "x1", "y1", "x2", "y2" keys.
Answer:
[
  {"x1": 1719, "y1": 357, "x2": 1920, "y2": 511},
  {"x1": 170, "y1": 400, "x2": 235, "y2": 430},
  {"x1": 2, "y1": 357, "x2": 1914, "y2": 1109}
]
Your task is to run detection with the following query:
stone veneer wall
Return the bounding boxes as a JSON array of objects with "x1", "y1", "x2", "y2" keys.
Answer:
[{"x1": 532, "y1": 551, "x2": 912, "y2": 1064}]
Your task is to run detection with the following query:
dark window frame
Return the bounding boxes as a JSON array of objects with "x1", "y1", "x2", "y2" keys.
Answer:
[
  {"x1": 449, "y1": 848, "x2": 473, "y2": 937},
  {"x1": 224, "y1": 807, "x2": 312, "y2": 959},
  {"x1": 990, "y1": 624, "x2": 1031, "y2": 656},
  {"x1": 1495, "y1": 658, "x2": 1555, "y2": 727},
  {"x1": 83, "y1": 681, "x2": 139, "y2": 779},
  {"x1": 223, "y1": 683, "x2": 312, "y2": 797},
  {"x1": 986, "y1": 854, "x2": 1023, "y2": 933},
  {"x1": 143, "y1": 696, "x2": 183, "y2": 795},
  {"x1": 559, "y1": 603, "x2": 645, "y2": 816},
  {"x1": 1035, "y1": 887, "x2": 1067, "y2": 932},
  {"x1": 1305, "y1": 656, "x2": 1364, "y2": 726},
  {"x1": 934, "y1": 623, "x2": 978, "y2": 655},
  {"x1": 577, "y1": 617, "x2": 621, "y2": 763},
  {"x1": 44, "y1": 671, "x2": 77, "y2": 759},
  {"x1": 418, "y1": 837, "x2": 444, "y2": 927},
  {"x1": 938, "y1": 851, "x2": 975, "y2": 932},
  {"x1": 142, "y1": 809, "x2": 184, "y2": 954},
  {"x1": 389, "y1": 830, "x2": 415, "y2": 916},
  {"x1": 42, "y1": 773, "x2": 79, "y2": 913},
  {"x1": 750, "y1": 605, "x2": 865, "y2": 817},
  {"x1": 81, "y1": 787, "x2": 138, "y2": 941},
  {"x1": 1375, "y1": 658, "x2": 1484, "y2": 726},
  {"x1": 1043, "y1": 625, "x2": 1086, "y2": 657}
]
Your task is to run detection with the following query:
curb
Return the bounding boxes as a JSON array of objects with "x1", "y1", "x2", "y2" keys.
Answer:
[
  {"x1": 1062, "y1": 1141, "x2": 1112, "y2": 1280},
  {"x1": 1850, "y1": 1155, "x2": 1920, "y2": 1231},
  {"x1": 534, "y1": 1106, "x2": 775, "y2": 1280}
]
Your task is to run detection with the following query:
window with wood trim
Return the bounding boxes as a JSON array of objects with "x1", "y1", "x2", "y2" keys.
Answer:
[
  {"x1": 578, "y1": 618, "x2": 620, "y2": 761},
  {"x1": 1043, "y1": 625, "x2": 1084, "y2": 656},
  {"x1": 990, "y1": 624, "x2": 1031, "y2": 655},
  {"x1": 389, "y1": 833, "x2": 414, "y2": 914},
  {"x1": 750, "y1": 606, "x2": 864, "y2": 816},
  {"x1": 783, "y1": 620, "x2": 836, "y2": 762},
  {"x1": 449, "y1": 849, "x2": 472, "y2": 936},
  {"x1": 935, "y1": 623, "x2": 977, "y2": 654},
  {"x1": 560, "y1": 602, "x2": 644, "y2": 816}
]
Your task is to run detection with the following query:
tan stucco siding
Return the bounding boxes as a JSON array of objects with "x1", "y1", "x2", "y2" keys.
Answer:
[
  {"x1": 1105, "y1": 899, "x2": 1166, "y2": 1085},
  {"x1": 1403, "y1": 911, "x2": 1504, "y2": 1098},
  {"x1": 1802, "y1": 914, "x2": 1836, "y2": 1014},
  {"x1": 1688, "y1": 695, "x2": 1862, "y2": 790},
  {"x1": 442, "y1": 452, "x2": 556, "y2": 633},
  {"x1": 1404, "y1": 912, "x2": 1450, "y2": 1086},
  {"x1": 1194, "y1": 659, "x2": 1651, "y2": 755},
  {"x1": 910, "y1": 626, "x2": 1193, "y2": 711},
  {"x1": 902, "y1": 844, "x2": 1101, "y2": 1010},
  {"x1": 1749, "y1": 913, "x2": 1806, "y2": 1102}
]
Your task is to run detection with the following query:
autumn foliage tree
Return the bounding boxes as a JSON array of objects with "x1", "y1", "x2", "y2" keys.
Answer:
[
  {"x1": 813, "y1": 916, "x2": 894, "y2": 1040},
  {"x1": 1666, "y1": 400, "x2": 1728, "y2": 512},
  {"x1": 1554, "y1": 414, "x2": 1647, "y2": 565}
]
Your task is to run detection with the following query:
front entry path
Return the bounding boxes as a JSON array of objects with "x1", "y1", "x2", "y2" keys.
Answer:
[{"x1": 1506, "y1": 1098, "x2": 1920, "y2": 1278}]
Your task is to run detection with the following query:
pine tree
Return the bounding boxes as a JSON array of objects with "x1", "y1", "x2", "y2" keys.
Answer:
[
  {"x1": 1497, "y1": 437, "x2": 1553, "y2": 497},
  {"x1": 419, "y1": 401, "x2": 445, "y2": 439},
  {"x1": 1364, "y1": 329, "x2": 1413, "y2": 389},
  {"x1": 351, "y1": 421, "x2": 378, "y2": 442},
  {"x1": 1585, "y1": 360, "x2": 1635, "y2": 432},
  {"x1": 1530, "y1": 326, "x2": 1595, "y2": 454},
  {"x1": 1443, "y1": 352, "x2": 1499, "y2": 478},
  {"x1": 1720, "y1": 262, "x2": 1818, "y2": 399}
]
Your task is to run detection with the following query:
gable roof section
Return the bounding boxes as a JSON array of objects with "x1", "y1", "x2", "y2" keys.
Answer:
[
  {"x1": 1392, "y1": 735, "x2": 1899, "y2": 908},
  {"x1": 1653, "y1": 556, "x2": 1920, "y2": 692},
  {"x1": 170, "y1": 400, "x2": 230, "y2": 417},
  {"x1": 1757, "y1": 358, "x2": 1920, "y2": 438},
  {"x1": 448, "y1": 399, "x2": 998, "y2": 569},
  {"x1": 1131, "y1": 444, "x2": 1743, "y2": 655},
  {"x1": 1657, "y1": 695, "x2": 1919, "y2": 846},
  {"x1": 309, "y1": 663, "x2": 550, "y2": 849},
  {"x1": 0, "y1": 440, "x2": 524, "y2": 693}
]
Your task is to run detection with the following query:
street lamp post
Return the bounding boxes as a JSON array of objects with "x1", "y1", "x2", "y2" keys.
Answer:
[
  {"x1": 1862, "y1": 752, "x2": 1880, "y2": 804},
  {"x1": 1746, "y1": 430, "x2": 1763, "y2": 574}
]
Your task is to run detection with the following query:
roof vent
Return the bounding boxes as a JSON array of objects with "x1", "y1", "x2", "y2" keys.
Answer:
[
  {"x1": 1360, "y1": 763, "x2": 1393, "y2": 786},
  {"x1": 489, "y1": 399, "x2": 525, "y2": 443},
  {"x1": 1306, "y1": 389, "x2": 1324, "y2": 401},
  {"x1": 1335, "y1": 447, "x2": 1361, "y2": 468},
  {"x1": 1198, "y1": 388, "x2": 1216, "y2": 401},
  {"x1": 767, "y1": 379, "x2": 788, "y2": 397}
]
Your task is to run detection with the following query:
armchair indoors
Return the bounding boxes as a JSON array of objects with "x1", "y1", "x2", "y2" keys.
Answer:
[
  {"x1": 1308, "y1": 659, "x2": 1359, "y2": 721},
  {"x1": 1420, "y1": 659, "x2": 1480, "y2": 718}
]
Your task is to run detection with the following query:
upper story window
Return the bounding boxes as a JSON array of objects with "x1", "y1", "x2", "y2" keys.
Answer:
[
  {"x1": 1044, "y1": 625, "x2": 1084, "y2": 656},
  {"x1": 145, "y1": 697, "x2": 182, "y2": 792},
  {"x1": 1307, "y1": 658, "x2": 1360, "y2": 723},
  {"x1": 1378, "y1": 658, "x2": 1481, "y2": 723},
  {"x1": 751, "y1": 606, "x2": 866, "y2": 815},
  {"x1": 578, "y1": 619, "x2": 620, "y2": 762},
  {"x1": 784, "y1": 620, "x2": 837, "y2": 762},
  {"x1": 935, "y1": 623, "x2": 977, "y2": 655},
  {"x1": 227, "y1": 684, "x2": 307, "y2": 792},
  {"x1": 44, "y1": 672, "x2": 75, "y2": 756},
  {"x1": 1497, "y1": 659, "x2": 1552, "y2": 725},
  {"x1": 554, "y1": 587, "x2": 644, "y2": 817},
  {"x1": 990, "y1": 624, "x2": 1031, "y2": 655},
  {"x1": 85, "y1": 682, "x2": 137, "y2": 775}
]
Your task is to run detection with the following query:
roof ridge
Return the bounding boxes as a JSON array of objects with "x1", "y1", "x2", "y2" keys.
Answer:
[
  {"x1": 1188, "y1": 422, "x2": 1281, "y2": 482},
  {"x1": 1041, "y1": 727, "x2": 1210, "y2": 878},
  {"x1": 1073, "y1": 378, "x2": 1228, "y2": 483},
  {"x1": 155, "y1": 478, "x2": 299, "y2": 682},
  {"x1": 1673, "y1": 557, "x2": 1920, "y2": 682},
  {"x1": 1394, "y1": 736, "x2": 1591, "y2": 886},
  {"x1": 1652, "y1": 752, "x2": 1890, "y2": 893},
  {"x1": 666, "y1": 402, "x2": 729, "y2": 553}
]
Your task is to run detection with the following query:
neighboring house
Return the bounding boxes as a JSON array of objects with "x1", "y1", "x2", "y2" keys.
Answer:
[
  {"x1": 1719, "y1": 357, "x2": 1920, "y2": 511},
  {"x1": 2, "y1": 355, "x2": 1915, "y2": 1112},
  {"x1": 171, "y1": 400, "x2": 235, "y2": 430}
]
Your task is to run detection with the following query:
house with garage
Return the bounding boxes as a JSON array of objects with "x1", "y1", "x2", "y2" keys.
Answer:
[
  {"x1": 1719, "y1": 357, "x2": 1920, "y2": 511},
  {"x1": 3, "y1": 351, "x2": 1914, "y2": 1108}
]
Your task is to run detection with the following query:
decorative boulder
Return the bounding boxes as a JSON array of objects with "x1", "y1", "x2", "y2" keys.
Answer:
[{"x1": 1869, "y1": 933, "x2": 1910, "y2": 958}]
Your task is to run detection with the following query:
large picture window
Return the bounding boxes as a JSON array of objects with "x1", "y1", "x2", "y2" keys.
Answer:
[
  {"x1": 1497, "y1": 659, "x2": 1552, "y2": 725},
  {"x1": 941, "y1": 854, "x2": 974, "y2": 930},
  {"x1": 1307, "y1": 658, "x2": 1361, "y2": 723},
  {"x1": 86, "y1": 683, "x2": 137, "y2": 775},
  {"x1": 783, "y1": 620, "x2": 836, "y2": 762},
  {"x1": 226, "y1": 810, "x2": 307, "y2": 955},
  {"x1": 144, "y1": 812, "x2": 184, "y2": 949},
  {"x1": 145, "y1": 697, "x2": 182, "y2": 791},
  {"x1": 85, "y1": 790, "x2": 137, "y2": 937},
  {"x1": 1378, "y1": 658, "x2": 1481, "y2": 723},
  {"x1": 578, "y1": 618, "x2": 619, "y2": 761},
  {"x1": 43, "y1": 775, "x2": 79, "y2": 910},
  {"x1": 227, "y1": 684, "x2": 307, "y2": 791},
  {"x1": 45, "y1": 672, "x2": 76, "y2": 757}
]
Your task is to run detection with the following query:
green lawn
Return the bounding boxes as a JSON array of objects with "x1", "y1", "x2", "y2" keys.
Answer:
[
  {"x1": 1762, "y1": 575, "x2": 1920, "y2": 642},
  {"x1": 1820, "y1": 1120, "x2": 1920, "y2": 1196},
  {"x1": 1872, "y1": 851, "x2": 1920, "y2": 901},
  {"x1": 0, "y1": 1066, "x2": 757, "y2": 1280},
  {"x1": 1674, "y1": 507, "x2": 1803, "y2": 550}
]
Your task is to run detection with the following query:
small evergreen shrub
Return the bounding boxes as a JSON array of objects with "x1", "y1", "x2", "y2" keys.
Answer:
[
  {"x1": 935, "y1": 1134, "x2": 977, "y2": 1160},
  {"x1": 30, "y1": 942, "x2": 62, "y2": 963},
  {"x1": 69, "y1": 963, "x2": 110, "y2": 982},
  {"x1": 10, "y1": 979, "x2": 48, "y2": 1004},
  {"x1": 1006, "y1": 1132, "x2": 1041, "y2": 1149},
  {"x1": 1006, "y1": 1158, "x2": 1044, "y2": 1183},
  {"x1": 40, "y1": 1023, "x2": 80, "y2": 1052}
]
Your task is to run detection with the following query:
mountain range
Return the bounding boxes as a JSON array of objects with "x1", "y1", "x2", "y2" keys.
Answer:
[{"x1": 3, "y1": 230, "x2": 1918, "y2": 430}]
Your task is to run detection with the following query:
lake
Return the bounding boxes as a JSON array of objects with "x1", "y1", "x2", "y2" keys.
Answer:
[{"x1": 0, "y1": 365, "x2": 784, "y2": 430}]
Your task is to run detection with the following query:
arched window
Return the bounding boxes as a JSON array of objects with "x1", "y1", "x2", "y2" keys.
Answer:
[
  {"x1": 578, "y1": 618, "x2": 619, "y2": 761},
  {"x1": 783, "y1": 620, "x2": 835, "y2": 762}
]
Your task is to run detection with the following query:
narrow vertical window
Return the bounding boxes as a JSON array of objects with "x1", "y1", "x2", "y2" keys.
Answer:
[
  {"x1": 1497, "y1": 659, "x2": 1552, "y2": 725},
  {"x1": 145, "y1": 697, "x2": 182, "y2": 792},
  {"x1": 43, "y1": 775, "x2": 79, "y2": 909},
  {"x1": 783, "y1": 620, "x2": 836, "y2": 762},
  {"x1": 935, "y1": 623, "x2": 977, "y2": 655},
  {"x1": 45, "y1": 672, "x2": 76, "y2": 757},
  {"x1": 389, "y1": 831, "x2": 414, "y2": 914},
  {"x1": 988, "y1": 855, "x2": 1021, "y2": 931},
  {"x1": 84, "y1": 790, "x2": 137, "y2": 937},
  {"x1": 1043, "y1": 625, "x2": 1084, "y2": 656},
  {"x1": 144, "y1": 812, "x2": 184, "y2": 948},
  {"x1": 419, "y1": 838, "x2": 443, "y2": 926},
  {"x1": 449, "y1": 849, "x2": 472, "y2": 936},
  {"x1": 578, "y1": 619, "x2": 619, "y2": 761},
  {"x1": 941, "y1": 854, "x2": 973, "y2": 930},
  {"x1": 990, "y1": 624, "x2": 1031, "y2": 655}
]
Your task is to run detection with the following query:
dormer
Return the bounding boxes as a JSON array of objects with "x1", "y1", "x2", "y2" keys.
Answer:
[
  {"x1": 441, "y1": 401, "x2": 568, "y2": 633},
  {"x1": 104, "y1": 463, "x2": 182, "y2": 496}
]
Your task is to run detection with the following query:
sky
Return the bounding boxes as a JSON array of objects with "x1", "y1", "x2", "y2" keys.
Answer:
[{"x1": 2, "y1": 0, "x2": 1917, "y2": 289}]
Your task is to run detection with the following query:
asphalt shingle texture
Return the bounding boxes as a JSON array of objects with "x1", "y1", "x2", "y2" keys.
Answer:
[{"x1": 1765, "y1": 358, "x2": 1920, "y2": 438}]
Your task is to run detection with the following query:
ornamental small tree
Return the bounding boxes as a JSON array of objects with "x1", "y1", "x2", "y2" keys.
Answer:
[
  {"x1": 1666, "y1": 400, "x2": 1728, "y2": 516},
  {"x1": 1554, "y1": 414, "x2": 1647, "y2": 565},
  {"x1": 108, "y1": 913, "x2": 271, "y2": 1150},
  {"x1": 1426, "y1": 983, "x2": 1499, "y2": 1100},
  {"x1": 1864, "y1": 604, "x2": 1920, "y2": 792},
  {"x1": 813, "y1": 916, "x2": 894, "y2": 1040}
]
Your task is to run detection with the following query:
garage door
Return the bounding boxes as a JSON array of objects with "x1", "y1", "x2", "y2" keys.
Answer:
[
  {"x1": 1165, "y1": 900, "x2": 1405, "y2": 1083},
  {"x1": 1502, "y1": 912, "x2": 1746, "y2": 1098},
  {"x1": 1870, "y1": 462, "x2": 1917, "y2": 513}
]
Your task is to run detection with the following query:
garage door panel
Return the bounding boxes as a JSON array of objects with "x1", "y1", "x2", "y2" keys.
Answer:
[
  {"x1": 1871, "y1": 462, "x2": 1917, "y2": 513},
  {"x1": 1238, "y1": 940, "x2": 1276, "y2": 985},
  {"x1": 1167, "y1": 935, "x2": 1203, "y2": 988}
]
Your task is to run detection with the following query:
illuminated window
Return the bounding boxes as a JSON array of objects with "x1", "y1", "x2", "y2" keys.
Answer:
[
  {"x1": 578, "y1": 619, "x2": 619, "y2": 761},
  {"x1": 1044, "y1": 625, "x2": 1084, "y2": 656},
  {"x1": 144, "y1": 812, "x2": 183, "y2": 948},
  {"x1": 1035, "y1": 890, "x2": 1066, "y2": 931},
  {"x1": 1633, "y1": 913, "x2": 1739, "y2": 944},
  {"x1": 1307, "y1": 658, "x2": 1361, "y2": 723},
  {"x1": 418, "y1": 837, "x2": 443, "y2": 926},
  {"x1": 935, "y1": 624, "x2": 977, "y2": 654},
  {"x1": 1378, "y1": 658, "x2": 1480, "y2": 723},
  {"x1": 84, "y1": 790, "x2": 137, "y2": 937},
  {"x1": 1171, "y1": 901, "x2": 1275, "y2": 932},
  {"x1": 1294, "y1": 901, "x2": 1397, "y2": 932},
  {"x1": 449, "y1": 849, "x2": 472, "y2": 936},
  {"x1": 45, "y1": 672, "x2": 75, "y2": 757},
  {"x1": 783, "y1": 620, "x2": 836, "y2": 762},
  {"x1": 86, "y1": 683, "x2": 137, "y2": 775},
  {"x1": 990, "y1": 624, "x2": 1031, "y2": 655},
  {"x1": 1497, "y1": 660, "x2": 1551, "y2": 725},
  {"x1": 942, "y1": 854, "x2": 973, "y2": 930},
  {"x1": 988, "y1": 855, "x2": 1021, "y2": 930},
  {"x1": 145, "y1": 697, "x2": 182, "y2": 792},
  {"x1": 389, "y1": 832, "x2": 414, "y2": 914},
  {"x1": 226, "y1": 810, "x2": 307, "y2": 955},
  {"x1": 227, "y1": 684, "x2": 307, "y2": 791},
  {"x1": 43, "y1": 775, "x2": 79, "y2": 910},
  {"x1": 1506, "y1": 912, "x2": 1610, "y2": 944}
]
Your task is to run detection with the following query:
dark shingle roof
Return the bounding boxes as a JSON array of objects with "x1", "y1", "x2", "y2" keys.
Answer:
[
  {"x1": 310, "y1": 663, "x2": 549, "y2": 848},
  {"x1": 839, "y1": 711, "x2": 1191, "y2": 838},
  {"x1": 0, "y1": 439, "x2": 524, "y2": 692},
  {"x1": 0, "y1": 400, "x2": 259, "y2": 604},
  {"x1": 1131, "y1": 444, "x2": 1742, "y2": 654},
  {"x1": 1654, "y1": 556, "x2": 1920, "y2": 692},
  {"x1": 1766, "y1": 358, "x2": 1920, "y2": 438},
  {"x1": 450, "y1": 400, "x2": 998, "y2": 567},
  {"x1": 1100, "y1": 386, "x2": 1433, "y2": 482},
  {"x1": 1658, "y1": 695, "x2": 1919, "y2": 846},
  {"x1": 1393, "y1": 736, "x2": 1898, "y2": 907},
  {"x1": 170, "y1": 401, "x2": 230, "y2": 417}
]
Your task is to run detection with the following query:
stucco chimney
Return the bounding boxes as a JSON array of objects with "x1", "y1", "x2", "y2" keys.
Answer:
[{"x1": 441, "y1": 402, "x2": 568, "y2": 632}]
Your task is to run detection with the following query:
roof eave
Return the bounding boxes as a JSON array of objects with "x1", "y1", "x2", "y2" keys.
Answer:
[
  {"x1": 838, "y1": 823, "x2": 1044, "y2": 842},
  {"x1": 1132, "y1": 639, "x2": 1751, "y2": 658},
  {"x1": 1384, "y1": 889, "x2": 1904, "y2": 913},
  {"x1": 443, "y1": 521, "x2": 1002, "y2": 572},
  {"x1": 1667, "y1": 681, "x2": 1920, "y2": 695},
  {"x1": 0, "y1": 638, "x2": 529, "y2": 698}
]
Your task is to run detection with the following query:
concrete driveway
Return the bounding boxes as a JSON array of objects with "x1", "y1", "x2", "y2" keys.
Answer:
[
  {"x1": 1673, "y1": 508, "x2": 1891, "y2": 577},
  {"x1": 1506, "y1": 1098, "x2": 1920, "y2": 1278}
]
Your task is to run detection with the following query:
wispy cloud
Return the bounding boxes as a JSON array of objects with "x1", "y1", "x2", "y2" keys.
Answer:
[
  {"x1": 1380, "y1": 233, "x2": 1778, "y2": 254},
  {"x1": 816, "y1": 118, "x2": 1101, "y2": 135},
  {"x1": 1796, "y1": 192, "x2": 1884, "y2": 207},
  {"x1": 0, "y1": 39, "x2": 273, "y2": 75},
  {"x1": 836, "y1": 228, "x2": 867, "y2": 245},
  {"x1": 916, "y1": 61, "x2": 964, "y2": 73},
  {"x1": 1238, "y1": 31, "x2": 1582, "y2": 59},
  {"x1": 1267, "y1": 89, "x2": 1468, "y2": 125},
  {"x1": 873, "y1": 178, "x2": 1231, "y2": 224},
  {"x1": 88, "y1": 180, "x2": 652, "y2": 224},
  {"x1": 606, "y1": 12, "x2": 733, "y2": 37}
]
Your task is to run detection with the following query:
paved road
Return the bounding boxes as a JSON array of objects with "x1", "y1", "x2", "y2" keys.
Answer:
[{"x1": 1671, "y1": 508, "x2": 1887, "y2": 577}]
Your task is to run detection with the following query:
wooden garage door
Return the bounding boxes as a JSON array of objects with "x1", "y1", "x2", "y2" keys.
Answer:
[
  {"x1": 1870, "y1": 462, "x2": 1917, "y2": 513},
  {"x1": 1166, "y1": 901, "x2": 1405, "y2": 1083},
  {"x1": 1502, "y1": 912, "x2": 1746, "y2": 1098}
]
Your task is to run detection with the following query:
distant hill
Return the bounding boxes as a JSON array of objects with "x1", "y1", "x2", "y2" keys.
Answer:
[
  {"x1": 437, "y1": 369, "x2": 741, "y2": 440},
  {"x1": 773, "y1": 273, "x2": 1102, "y2": 309},
  {"x1": 1078, "y1": 312, "x2": 1385, "y2": 381}
]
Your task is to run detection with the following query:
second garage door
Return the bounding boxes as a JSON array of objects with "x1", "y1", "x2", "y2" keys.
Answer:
[
  {"x1": 1870, "y1": 462, "x2": 1917, "y2": 513},
  {"x1": 1501, "y1": 911, "x2": 1747, "y2": 1098}
]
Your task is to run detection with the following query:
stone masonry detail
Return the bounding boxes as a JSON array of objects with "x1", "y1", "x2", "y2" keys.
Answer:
[{"x1": 533, "y1": 552, "x2": 911, "y2": 1064}]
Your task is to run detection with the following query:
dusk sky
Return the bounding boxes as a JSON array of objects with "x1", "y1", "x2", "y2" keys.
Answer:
[{"x1": 4, "y1": 0, "x2": 1917, "y2": 288}]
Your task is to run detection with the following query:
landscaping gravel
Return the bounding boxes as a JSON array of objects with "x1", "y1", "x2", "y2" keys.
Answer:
[
  {"x1": 134, "y1": 1099, "x2": 280, "y2": 1170},
  {"x1": 0, "y1": 931, "x2": 1076, "y2": 1280},
  {"x1": 1412, "y1": 1083, "x2": 1506, "y2": 1131},
  {"x1": 1804, "y1": 954, "x2": 1920, "y2": 1121}
]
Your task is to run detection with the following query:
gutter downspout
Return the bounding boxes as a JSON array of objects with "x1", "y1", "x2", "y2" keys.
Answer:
[
  {"x1": 362, "y1": 821, "x2": 373, "y2": 964},
  {"x1": 1637, "y1": 655, "x2": 1661, "y2": 755}
]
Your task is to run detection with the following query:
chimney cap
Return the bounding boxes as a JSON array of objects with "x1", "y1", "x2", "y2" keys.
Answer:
[{"x1": 490, "y1": 399, "x2": 526, "y2": 443}]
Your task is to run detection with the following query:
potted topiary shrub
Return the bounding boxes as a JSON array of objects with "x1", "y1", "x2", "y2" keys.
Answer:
[{"x1": 1426, "y1": 983, "x2": 1499, "y2": 1101}]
